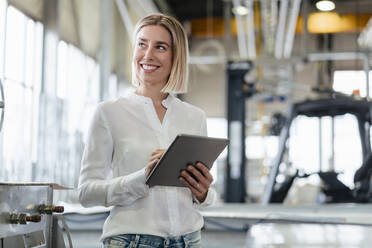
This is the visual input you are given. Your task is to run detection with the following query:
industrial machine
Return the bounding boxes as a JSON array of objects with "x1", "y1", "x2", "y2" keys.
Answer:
[
  {"x1": 262, "y1": 95, "x2": 372, "y2": 204},
  {"x1": 0, "y1": 183, "x2": 68, "y2": 248},
  {"x1": 226, "y1": 60, "x2": 255, "y2": 203}
]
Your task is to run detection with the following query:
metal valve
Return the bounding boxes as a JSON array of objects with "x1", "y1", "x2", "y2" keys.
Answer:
[
  {"x1": 38, "y1": 204, "x2": 64, "y2": 214},
  {"x1": 9, "y1": 213, "x2": 42, "y2": 224}
]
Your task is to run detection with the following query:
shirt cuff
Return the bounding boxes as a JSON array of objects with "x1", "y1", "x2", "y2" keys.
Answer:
[
  {"x1": 121, "y1": 167, "x2": 149, "y2": 197},
  {"x1": 193, "y1": 187, "x2": 216, "y2": 207}
]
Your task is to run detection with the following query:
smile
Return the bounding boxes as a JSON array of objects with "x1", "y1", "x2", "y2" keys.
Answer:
[{"x1": 141, "y1": 64, "x2": 159, "y2": 72}]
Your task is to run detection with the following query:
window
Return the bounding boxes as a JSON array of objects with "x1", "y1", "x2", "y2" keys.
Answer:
[
  {"x1": 207, "y1": 118, "x2": 227, "y2": 185},
  {"x1": 0, "y1": 6, "x2": 43, "y2": 182},
  {"x1": 0, "y1": 4, "x2": 102, "y2": 204},
  {"x1": 288, "y1": 115, "x2": 362, "y2": 187},
  {"x1": 333, "y1": 70, "x2": 372, "y2": 97}
]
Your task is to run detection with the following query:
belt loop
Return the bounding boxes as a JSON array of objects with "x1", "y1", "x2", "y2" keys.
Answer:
[
  {"x1": 183, "y1": 235, "x2": 188, "y2": 248},
  {"x1": 132, "y1": 234, "x2": 140, "y2": 248}
]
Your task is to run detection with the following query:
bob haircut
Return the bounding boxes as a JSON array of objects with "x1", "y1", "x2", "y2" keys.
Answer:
[{"x1": 131, "y1": 14, "x2": 189, "y2": 94}]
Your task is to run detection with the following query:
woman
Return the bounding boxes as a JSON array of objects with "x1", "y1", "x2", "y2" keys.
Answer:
[{"x1": 78, "y1": 14, "x2": 216, "y2": 248}]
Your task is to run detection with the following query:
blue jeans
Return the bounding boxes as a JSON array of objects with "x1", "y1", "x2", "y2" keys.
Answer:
[{"x1": 102, "y1": 231, "x2": 201, "y2": 248}]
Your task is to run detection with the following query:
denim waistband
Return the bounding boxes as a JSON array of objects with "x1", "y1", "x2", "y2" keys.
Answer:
[{"x1": 103, "y1": 230, "x2": 201, "y2": 248}]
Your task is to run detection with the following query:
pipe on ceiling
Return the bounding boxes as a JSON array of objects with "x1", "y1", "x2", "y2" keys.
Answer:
[
  {"x1": 283, "y1": 0, "x2": 301, "y2": 58},
  {"x1": 233, "y1": 0, "x2": 249, "y2": 59},
  {"x1": 275, "y1": 0, "x2": 288, "y2": 58}
]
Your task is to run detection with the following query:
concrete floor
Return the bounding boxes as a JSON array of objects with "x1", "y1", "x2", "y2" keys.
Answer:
[{"x1": 61, "y1": 203, "x2": 372, "y2": 247}]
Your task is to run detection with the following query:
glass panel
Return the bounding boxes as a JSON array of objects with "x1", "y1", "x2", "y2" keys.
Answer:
[
  {"x1": 289, "y1": 116, "x2": 320, "y2": 174},
  {"x1": 34, "y1": 22, "x2": 43, "y2": 93},
  {"x1": 333, "y1": 70, "x2": 372, "y2": 97},
  {"x1": 206, "y1": 118, "x2": 227, "y2": 193},
  {"x1": 25, "y1": 19, "x2": 35, "y2": 87},
  {"x1": 320, "y1": 116, "x2": 333, "y2": 172},
  {"x1": 2, "y1": 79, "x2": 33, "y2": 181},
  {"x1": 288, "y1": 114, "x2": 362, "y2": 188},
  {"x1": 334, "y1": 114, "x2": 362, "y2": 187},
  {"x1": 4, "y1": 6, "x2": 25, "y2": 82},
  {"x1": 57, "y1": 41, "x2": 68, "y2": 99},
  {"x1": 0, "y1": 0, "x2": 7, "y2": 77}
]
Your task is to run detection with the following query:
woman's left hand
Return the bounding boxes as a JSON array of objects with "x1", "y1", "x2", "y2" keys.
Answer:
[{"x1": 179, "y1": 162, "x2": 213, "y2": 203}]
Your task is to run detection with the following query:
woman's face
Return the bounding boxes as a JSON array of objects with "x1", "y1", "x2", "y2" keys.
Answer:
[{"x1": 133, "y1": 25, "x2": 173, "y2": 87}]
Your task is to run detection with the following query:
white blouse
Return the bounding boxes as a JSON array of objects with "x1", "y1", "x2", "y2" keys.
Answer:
[{"x1": 78, "y1": 91, "x2": 216, "y2": 241}]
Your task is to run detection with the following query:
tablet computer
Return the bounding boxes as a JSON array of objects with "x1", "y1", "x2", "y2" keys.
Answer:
[{"x1": 146, "y1": 134, "x2": 229, "y2": 187}]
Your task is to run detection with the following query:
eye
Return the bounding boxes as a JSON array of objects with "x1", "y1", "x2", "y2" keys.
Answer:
[
  {"x1": 157, "y1": 45, "x2": 166, "y2": 51},
  {"x1": 138, "y1": 42, "x2": 146, "y2": 48}
]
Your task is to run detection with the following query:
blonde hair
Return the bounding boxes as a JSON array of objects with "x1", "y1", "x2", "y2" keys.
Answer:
[{"x1": 131, "y1": 14, "x2": 189, "y2": 94}]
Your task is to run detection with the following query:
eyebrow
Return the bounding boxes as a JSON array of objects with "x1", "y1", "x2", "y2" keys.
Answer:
[{"x1": 138, "y1": 38, "x2": 170, "y2": 47}]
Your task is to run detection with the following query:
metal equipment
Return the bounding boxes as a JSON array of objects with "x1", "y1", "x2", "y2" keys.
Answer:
[
  {"x1": 0, "y1": 183, "x2": 66, "y2": 248},
  {"x1": 226, "y1": 60, "x2": 255, "y2": 202},
  {"x1": 262, "y1": 95, "x2": 372, "y2": 204}
]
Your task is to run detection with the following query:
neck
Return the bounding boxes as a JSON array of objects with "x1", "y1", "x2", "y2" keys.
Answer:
[{"x1": 135, "y1": 83, "x2": 169, "y2": 105}]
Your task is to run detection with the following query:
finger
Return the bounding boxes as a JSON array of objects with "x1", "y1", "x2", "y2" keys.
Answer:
[
  {"x1": 179, "y1": 176, "x2": 202, "y2": 197},
  {"x1": 195, "y1": 162, "x2": 214, "y2": 182},
  {"x1": 186, "y1": 165, "x2": 213, "y2": 188},
  {"x1": 186, "y1": 165, "x2": 206, "y2": 184},
  {"x1": 180, "y1": 170, "x2": 205, "y2": 193},
  {"x1": 151, "y1": 149, "x2": 166, "y2": 156},
  {"x1": 149, "y1": 154, "x2": 162, "y2": 161},
  {"x1": 146, "y1": 158, "x2": 159, "y2": 177}
]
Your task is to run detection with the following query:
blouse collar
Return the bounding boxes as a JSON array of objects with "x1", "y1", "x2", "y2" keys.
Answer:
[{"x1": 126, "y1": 89, "x2": 174, "y2": 108}]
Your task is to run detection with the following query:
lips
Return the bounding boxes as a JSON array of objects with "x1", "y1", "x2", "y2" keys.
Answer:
[{"x1": 141, "y1": 63, "x2": 159, "y2": 72}]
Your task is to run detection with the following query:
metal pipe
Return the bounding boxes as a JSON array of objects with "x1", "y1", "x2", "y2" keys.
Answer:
[
  {"x1": 189, "y1": 55, "x2": 226, "y2": 65},
  {"x1": 100, "y1": 0, "x2": 113, "y2": 101},
  {"x1": 260, "y1": 0, "x2": 270, "y2": 55},
  {"x1": 301, "y1": 0, "x2": 309, "y2": 57},
  {"x1": 318, "y1": 117, "x2": 322, "y2": 171},
  {"x1": 330, "y1": 117, "x2": 335, "y2": 171},
  {"x1": 233, "y1": 0, "x2": 248, "y2": 59},
  {"x1": 115, "y1": 0, "x2": 134, "y2": 43},
  {"x1": 269, "y1": 0, "x2": 278, "y2": 55},
  {"x1": 283, "y1": 0, "x2": 301, "y2": 58},
  {"x1": 308, "y1": 52, "x2": 370, "y2": 97},
  {"x1": 223, "y1": 0, "x2": 232, "y2": 60},
  {"x1": 275, "y1": 0, "x2": 288, "y2": 58},
  {"x1": 358, "y1": 17, "x2": 372, "y2": 50},
  {"x1": 308, "y1": 51, "x2": 369, "y2": 61},
  {"x1": 363, "y1": 55, "x2": 370, "y2": 97},
  {"x1": 245, "y1": 0, "x2": 256, "y2": 59}
]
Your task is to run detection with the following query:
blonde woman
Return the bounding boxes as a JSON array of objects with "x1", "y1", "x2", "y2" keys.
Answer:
[{"x1": 78, "y1": 14, "x2": 216, "y2": 248}]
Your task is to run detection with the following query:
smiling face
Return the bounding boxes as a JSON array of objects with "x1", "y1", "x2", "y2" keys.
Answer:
[{"x1": 133, "y1": 25, "x2": 173, "y2": 88}]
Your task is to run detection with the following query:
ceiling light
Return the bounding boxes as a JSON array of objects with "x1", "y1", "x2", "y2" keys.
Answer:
[
  {"x1": 316, "y1": 0, "x2": 335, "y2": 12},
  {"x1": 232, "y1": 6, "x2": 249, "y2": 16}
]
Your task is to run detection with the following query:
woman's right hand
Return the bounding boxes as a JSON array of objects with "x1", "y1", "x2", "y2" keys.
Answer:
[{"x1": 145, "y1": 149, "x2": 166, "y2": 177}]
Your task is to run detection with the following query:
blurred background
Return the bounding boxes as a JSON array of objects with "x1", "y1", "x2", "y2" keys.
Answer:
[{"x1": 1, "y1": 0, "x2": 372, "y2": 247}]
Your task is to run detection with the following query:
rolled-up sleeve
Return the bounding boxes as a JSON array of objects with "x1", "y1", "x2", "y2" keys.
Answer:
[{"x1": 78, "y1": 105, "x2": 149, "y2": 207}]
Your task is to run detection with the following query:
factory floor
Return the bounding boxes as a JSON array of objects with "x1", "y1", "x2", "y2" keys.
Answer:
[{"x1": 61, "y1": 203, "x2": 372, "y2": 247}]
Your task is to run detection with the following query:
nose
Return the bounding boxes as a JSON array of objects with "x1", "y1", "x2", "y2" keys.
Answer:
[{"x1": 144, "y1": 46, "x2": 155, "y2": 60}]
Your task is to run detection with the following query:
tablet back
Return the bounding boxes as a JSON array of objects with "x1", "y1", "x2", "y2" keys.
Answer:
[{"x1": 146, "y1": 134, "x2": 229, "y2": 187}]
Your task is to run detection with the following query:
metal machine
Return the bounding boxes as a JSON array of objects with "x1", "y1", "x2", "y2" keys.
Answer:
[
  {"x1": 262, "y1": 95, "x2": 372, "y2": 204},
  {"x1": 226, "y1": 60, "x2": 255, "y2": 202},
  {"x1": 0, "y1": 183, "x2": 66, "y2": 248}
]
